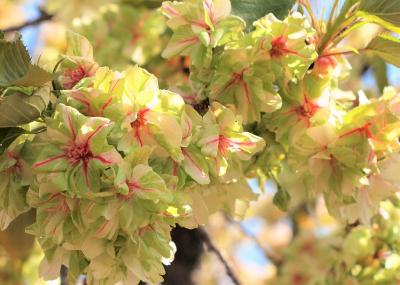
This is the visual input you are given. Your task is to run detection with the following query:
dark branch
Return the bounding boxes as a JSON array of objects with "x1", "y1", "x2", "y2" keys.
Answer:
[
  {"x1": 60, "y1": 265, "x2": 68, "y2": 285},
  {"x1": 163, "y1": 227, "x2": 204, "y2": 285},
  {"x1": 3, "y1": 8, "x2": 53, "y2": 33},
  {"x1": 226, "y1": 217, "x2": 283, "y2": 267},
  {"x1": 198, "y1": 227, "x2": 242, "y2": 285}
]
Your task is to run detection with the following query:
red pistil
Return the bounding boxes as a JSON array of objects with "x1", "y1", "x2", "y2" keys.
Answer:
[
  {"x1": 131, "y1": 108, "x2": 150, "y2": 147},
  {"x1": 270, "y1": 36, "x2": 306, "y2": 58},
  {"x1": 283, "y1": 82, "x2": 319, "y2": 127},
  {"x1": 284, "y1": 98, "x2": 319, "y2": 127},
  {"x1": 294, "y1": 100, "x2": 319, "y2": 119},
  {"x1": 63, "y1": 63, "x2": 97, "y2": 89},
  {"x1": 66, "y1": 143, "x2": 92, "y2": 165}
]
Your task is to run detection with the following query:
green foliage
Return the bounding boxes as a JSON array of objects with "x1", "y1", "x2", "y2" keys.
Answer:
[
  {"x1": 230, "y1": 0, "x2": 295, "y2": 31},
  {"x1": 366, "y1": 34, "x2": 400, "y2": 67},
  {"x1": 358, "y1": 0, "x2": 400, "y2": 33},
  {"x1": 0, "y1": 35, "x2": 31, "y2": 87},
  {"x1": 0, "y1": 86, "x2": 50, "y2": 127}
]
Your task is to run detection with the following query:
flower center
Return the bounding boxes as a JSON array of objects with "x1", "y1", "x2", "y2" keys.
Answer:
[
  {"x1": 130, "y1": 108, "x2": 150, "y2": 129},
  {"x1": 66, "y1": 143, "x2": 92, "y2": 164},
  {"x1": 270, "y1": 36, "x2": 289, "y2": 58},
  {"x1": 295, "y1": 100, "x2": 319, "y2": 119},
  {"x1": 130, "y1": 108, "x2": 151, "y2": 147},
  {"x1": 63, "y1": 63, "x2": 98, "y2": 89}
]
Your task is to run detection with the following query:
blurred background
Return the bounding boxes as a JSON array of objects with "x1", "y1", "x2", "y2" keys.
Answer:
[{"x1": 0, "y1": 0, "x2": 399, "y2": 284}]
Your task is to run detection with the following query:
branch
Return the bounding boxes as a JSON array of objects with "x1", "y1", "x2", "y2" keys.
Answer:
[
  {"x1": 3, "y1": 8, "x2": 53, "y2": 33},
  {"x1": 60, "y1": 265, "x2": 68, "y2": 285},
  {"x1": 226, "y1": 217, "x2": 282, "y2": 267},
  {"x1": 198, "y1": 227, "x2": 242, "y2": 285}
]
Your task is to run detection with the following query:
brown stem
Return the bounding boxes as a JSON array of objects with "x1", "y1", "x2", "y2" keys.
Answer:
[
  {"x1": 198, "y1": 227, "x2": 242, "y2": 285},
  {"x1": 3, "y1": 8, "x2": 53, "y2": 33}
]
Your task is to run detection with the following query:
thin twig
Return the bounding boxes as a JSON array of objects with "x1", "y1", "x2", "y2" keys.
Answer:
[
  {"x1": 226, "y1": 217, "x2": 282, "y2": 266},
  {"x1": 198, "y1": 227, "x2": 241, "y2": 285},
  {"x1": 3, "y1": 8, "x2": 53, "y2": 33}
]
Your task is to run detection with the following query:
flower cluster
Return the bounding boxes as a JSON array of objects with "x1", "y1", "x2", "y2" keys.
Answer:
[
  {"x1": 1, "y1": 0, "x2": 400, "y2": 284},
  {"x1": 163, "y1": 0, "x2": 400, "y2": 226},
  {"x1": 0, "y1": 30, "x2": 264, "y2": 284}
]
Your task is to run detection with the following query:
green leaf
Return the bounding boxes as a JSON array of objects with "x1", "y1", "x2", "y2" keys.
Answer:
[
  {"x1": 358, "y1": 0, "x2": 400, "y2": 33},
  {"x1": 368, "y1": 56, "x2": 389, "y2": 92},
  {"x1": 366, "y1": 34, "x2": 400, "y2": 67},
  {"x1": 13, "y1": 65, "x2": 53, "y2": 87},
  {"x1": 230, "y1": 0, "x2": 295, "y2": 31},
  {"x1": 66, "y1": 31, "x2": 93, "y2": 58},
  {"x1": 0, "y1": 34, "x2": 52, "y2": 87},
  {"x1": 0, "y1": 127, "x2": 26, "y2": 154},
  {"x1": 0, "y1": 35, "x2": 31, "y2": 87},
  {"x1": 0, "y1": 85, "x2": 50, "y2": 127},
  {"x1": 273, "y1": 186, "x2": 291, "y2": 211}
]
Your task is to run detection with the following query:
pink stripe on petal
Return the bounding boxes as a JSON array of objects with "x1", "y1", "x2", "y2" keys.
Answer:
[
  {"x1": 182, "y1": 148, "x2": 206, "y2": 176},
  {"x1": 241, "y1": 81, "x2": 251, "y2": 103},
  {"x1": 182, "y1": 117, "x2": 192, "y2": 140},
  {"x1": 82, "y1": 161, "x2": 90, "y2": 188},
  {"x1": 33, "y1": 154, "x2": 67, "y2": 168},
  {"x1": 163, "y1": 3, "x2": 181, "y2": 17},
  {"x1": 178, "y1": 36, "x2": 200, "y2": 46},
  {"x1": 64, "y1": 110, "x2": 77, "y2": 140},
  {"x1": 96, "y1": 220, "x2": 109, "y2": 235},
  {"x1": 101, "y1": 97, "x2": 113, "y2": 111},
  {"x1": 86, "y1": 123, "x2": 109, "y2": 144},
  {"x1": 92, "y1": 155, "x2": 113, "y2": 165},
  {"x1": 227, "y1": 139, "x2": 256, "y2": 147}
]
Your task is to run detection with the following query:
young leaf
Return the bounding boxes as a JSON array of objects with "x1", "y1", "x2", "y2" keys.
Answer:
[
  {"x1": 0, "y1": 35, "x2": 52, "y2": 87},
  {"x1": 0, "y1": 85, "x2": 50, "y2": 127},
  {"x1": 230, "y1": 0, "x2": 295, "y2": 31},
  {"x1": 366, "y1": 34, "x2": 400, "y2": 67},
  {"x1": 358, "y1": 0, "x2": 400, "y2": 33},
  {"x1": 66, "y1": 31, "x2": 94, "y2": 58},
  {"x1": 13, "y1": 65, "x2": 53, "y2": 87},
  {"x1": 0, "y1": 35, "x2": 31, "y2": 87}
]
